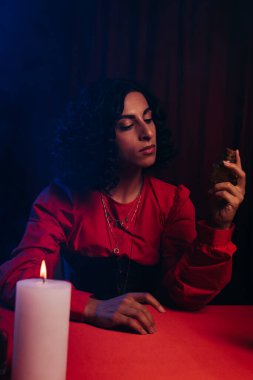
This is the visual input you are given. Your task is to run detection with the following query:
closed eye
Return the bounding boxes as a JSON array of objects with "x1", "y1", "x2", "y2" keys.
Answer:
[{"x1": 118, "y1": 124, "x2": 134, "y2": 131}]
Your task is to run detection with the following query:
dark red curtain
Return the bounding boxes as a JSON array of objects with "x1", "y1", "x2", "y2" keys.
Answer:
[{"x1": 70, "y1": 0, "x2": 253, "y2": 303}]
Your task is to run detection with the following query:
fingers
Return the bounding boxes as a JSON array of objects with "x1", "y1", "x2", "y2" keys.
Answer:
[
  {"x1": 210, "y1": 181, "x2": 244, "y2": 199},
  {"x1": 209, "y1": 182, "x2": 244, "y2": 208},
  {"x1": 212, "y1": 190, "x2": 240, "y2": 208},
  {"x1": 209, "y1": 150, "x2": 245, "y2": 228},
  {"x1": 93, "y1": 293, "x2": 165, "y2": 335},
  {"x1": 118, "y1": 294, "x2": 158, "y2": 334},
  {"x1": 223, "y1": 161, "x2": 246, "y2": 189},
  {"x1": 129, "y1": 299, "x2": 156, "y2": 327},
  {"x1": 119, "y1": 315, "x2": 150, "y2": 335},
  {"x1": 121, "y1": 305, "x2": 156, "y2": 334},
  {"x1": 223, "y1": 150, "x2": 246, "y2": 191},
  {"x1": 130, "y1": 292, "x2": 166, "y2": 313},
  {"x1": 235, "y1": 149, "x2": 242, "y2": 167}
]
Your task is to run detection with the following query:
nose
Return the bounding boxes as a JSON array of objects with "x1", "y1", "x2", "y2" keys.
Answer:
[{"x1": 138, "y1": 120, "x2": 153, "y2": 141}]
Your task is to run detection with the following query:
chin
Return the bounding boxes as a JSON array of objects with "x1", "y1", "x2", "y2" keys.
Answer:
[
  {"x1": 123, "y1": 156, "x2": 156, "y2": 170},
  {"x1": 140, "y1": 157, "x2": 156, "y2": 168}
]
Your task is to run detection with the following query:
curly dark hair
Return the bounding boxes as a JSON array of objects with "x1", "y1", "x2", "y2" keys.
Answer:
[{"x1": 53, "y1": 78, "x2": 176, "y2": 194}]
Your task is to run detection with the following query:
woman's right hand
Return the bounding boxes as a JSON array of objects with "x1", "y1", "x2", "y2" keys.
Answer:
[{"x1": 83, "y1": 292, "x2": 165, "y2": 335}]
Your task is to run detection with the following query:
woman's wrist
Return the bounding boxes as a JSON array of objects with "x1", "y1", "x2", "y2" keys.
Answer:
[
  {"x1": 207, "y1": 218, "x2": 232, "y2": 230},
  {"x1": 83, "y1": 298, "x2": 99, "y2": 322}
]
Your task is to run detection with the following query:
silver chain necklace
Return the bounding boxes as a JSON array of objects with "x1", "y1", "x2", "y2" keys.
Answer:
[
  {"x1": 100, "y1": 191, "x2": 142, "y2": 294},
  {"x1": 100, "y1": 191, "x2": 142, "y2": 255},
  {"x1": 101, "y1": 191, "x2": 142, "y2": 228}
]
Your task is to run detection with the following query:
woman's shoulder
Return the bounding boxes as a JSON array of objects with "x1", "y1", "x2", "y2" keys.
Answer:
[
  {"x1": 34, "y1": 179, "x2": 99, "y2": 212},
  {"x1": 146, "y1": 176, "x2": 192, "y2": 217},
  {"x1": 146, "y1": 176, "x2": 190, "y2": 198},
  {"x1": 33, "y1": 179, "x2": 74, "y2": 209}
]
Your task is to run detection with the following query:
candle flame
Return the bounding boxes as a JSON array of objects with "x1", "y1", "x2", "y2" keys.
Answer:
[{"x1": 40, "y1": 260, "x2": 47, "y2": 281}]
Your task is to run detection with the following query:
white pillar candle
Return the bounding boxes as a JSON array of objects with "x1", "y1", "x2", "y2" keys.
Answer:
[{"x1": 11, "y1": 262, "x2": 71, "y2": 380}]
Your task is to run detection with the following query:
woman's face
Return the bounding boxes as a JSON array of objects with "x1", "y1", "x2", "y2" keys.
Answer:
[{"x1": 115, "y1": 91, "x2": 156, "y2": 169}]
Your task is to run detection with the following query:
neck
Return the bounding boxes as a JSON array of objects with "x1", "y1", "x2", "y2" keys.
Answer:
[{"x1": 109, "y1": 167, "x2": 143, "y2": 204}]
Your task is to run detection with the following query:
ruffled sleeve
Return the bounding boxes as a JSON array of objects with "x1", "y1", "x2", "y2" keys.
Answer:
[{"x1": 160, "y1": 185, "x2": 236, "y2": 310}]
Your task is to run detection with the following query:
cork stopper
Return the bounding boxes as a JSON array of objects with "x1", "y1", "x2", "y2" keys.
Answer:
[{"x1": 223, "y1": 148, "x2": 236, "y2": 163}]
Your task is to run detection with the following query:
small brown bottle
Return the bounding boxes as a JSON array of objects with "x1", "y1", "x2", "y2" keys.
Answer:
[{"x1": 211, "y1": 148, "x2": 237, "y2": 185}]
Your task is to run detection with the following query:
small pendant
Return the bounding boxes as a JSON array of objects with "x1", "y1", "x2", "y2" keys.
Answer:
[
  {"x1": 113, "y1": 248, "x2": 120, "y2": 254},
  {"x1": 114, "y1": 221, "x2": 123, "y2": 228}
]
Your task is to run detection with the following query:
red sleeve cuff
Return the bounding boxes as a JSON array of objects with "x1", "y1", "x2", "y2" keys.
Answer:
[
  {"x1": 197, "y1": 220, "x2": 235, "y2": 246},
  {"x1": 70, "y1": 287, "x2": 92, "y2": 322}
]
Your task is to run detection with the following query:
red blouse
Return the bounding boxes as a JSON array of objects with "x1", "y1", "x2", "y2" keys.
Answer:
[{"x1": 0, "y1": 176, "x2": 236, "y2": 321}]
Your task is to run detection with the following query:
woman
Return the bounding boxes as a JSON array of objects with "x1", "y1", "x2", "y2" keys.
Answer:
[{"x1": 0, "y1": 79, "x2": 246, "y2": 335}]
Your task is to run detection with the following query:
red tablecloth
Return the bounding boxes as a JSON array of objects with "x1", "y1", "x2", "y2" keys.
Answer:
[{"x1": 1, "y1": 305, "x2": 253, "y2": 380}]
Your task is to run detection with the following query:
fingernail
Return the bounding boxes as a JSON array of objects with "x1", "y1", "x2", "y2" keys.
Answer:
[
  {"x1": 149, "y1": 326, "x2": 156, "y2": 334},
  {"x1": 141, "y1": 329, "x2": 148, "y2": 335},
  {"x1": 223, "y1": 160, "x2": 230, "y2": 165},
  {"x1": 159, "y1": 306, "x2": 166, "y2": 313}
]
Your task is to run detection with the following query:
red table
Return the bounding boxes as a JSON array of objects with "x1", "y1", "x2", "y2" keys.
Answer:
[{"x1": 1, "y1": 305, "x2": 253, "y2": 380}]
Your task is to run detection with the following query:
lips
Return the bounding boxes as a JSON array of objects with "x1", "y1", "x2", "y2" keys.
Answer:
[{"x1": 139, "y1": 144, "x2": 156, "y2": 153}]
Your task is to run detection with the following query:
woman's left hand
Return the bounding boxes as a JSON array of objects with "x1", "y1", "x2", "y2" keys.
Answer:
[{"x1": 208, "y1": 150, "x2": 246, "y2": 229}]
